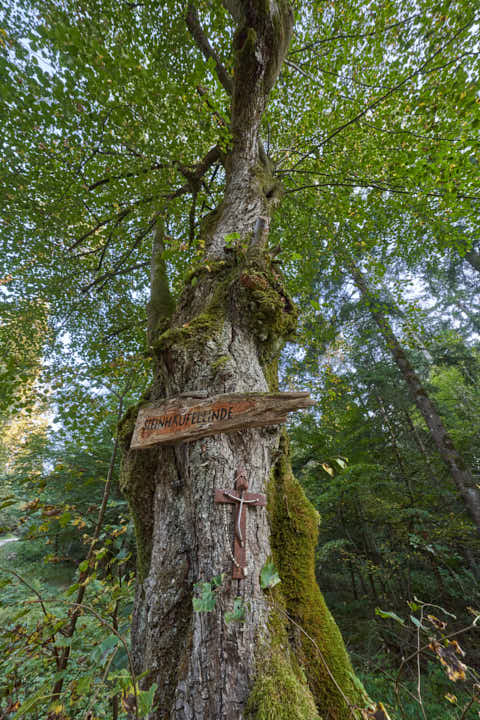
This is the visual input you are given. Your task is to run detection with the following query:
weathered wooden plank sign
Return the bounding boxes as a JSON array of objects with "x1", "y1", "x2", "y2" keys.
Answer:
[{"x1": 130, "y1": 391, "x2": 314, "y2": 449}]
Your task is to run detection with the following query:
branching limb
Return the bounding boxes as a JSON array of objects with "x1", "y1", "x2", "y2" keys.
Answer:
[
  {"x1": 289, "y1": 13, "x2": 421, "y2": 55},
  {"x1": 284, "y1": 180, "x2": 480, "y2": 202},
  {"x1": 71, "y1": 146, "x2": 222, "y2": 275},
  {"x1": 186, "y1": 3, "x2": 233, "y2": 95},
  {"x1": 81, "y1": 220, "x2": 156, "y2": 293},
  {"x1": 86, "y1": 160, "x2": 168, "y2": 192},
  {"x1": 177, "y1": 144, "x2": 224, "y2": 189}
]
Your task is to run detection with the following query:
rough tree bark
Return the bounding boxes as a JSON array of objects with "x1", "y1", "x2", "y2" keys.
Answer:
[
  {"x1": 349, "y1": 262, "x2": 480, "y2": 535},
  {"x1": 119, "y1": 3, "x2": 369, "y2": 719}
]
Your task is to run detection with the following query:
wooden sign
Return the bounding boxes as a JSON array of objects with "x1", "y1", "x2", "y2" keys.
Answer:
[
  {"x1": 130, "y1": 391, "x2": 314, "y2": 449},
  {"x1": 215, "y1": 467, "x2": 266, "y2": 579}
]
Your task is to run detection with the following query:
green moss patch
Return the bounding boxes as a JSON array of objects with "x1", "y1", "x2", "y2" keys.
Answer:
[
  {"x1": 119, "y1": 403, "x2": 159, "y2": 583},
  {"x1": 237, "y1": 259, "x2": 297, "y2": 362},
  {"x1": 267, "y1": 433, "x2": 369, "y2": 720},
  {"x1": 246, "y1": 625, "x2": 321, "y2": 720}
]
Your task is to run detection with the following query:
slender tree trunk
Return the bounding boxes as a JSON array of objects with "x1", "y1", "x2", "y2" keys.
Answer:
[
  {"x1": 372, "y1": 390, "x2": 414, "y2": 503},
  {"x1": 464, "y1": 247, "x2": 480, "y2": 273},
  {"x1": 402, "y1": 409, "x2": 435, "y2": 475},
  {"x1": 349, "y1": 262, "x2": 480, "y2": 535},
  {"x1": 348, "y1": 560, "x2": 358, "y2": 601},
  {"x1": 120, "y1": 4, "x2": 368, "y2": 719}
]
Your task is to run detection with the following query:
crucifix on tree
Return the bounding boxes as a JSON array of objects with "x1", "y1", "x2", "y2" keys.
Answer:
[{"x1": 215, "y1": 467, "x2": 267, "y2": 579}]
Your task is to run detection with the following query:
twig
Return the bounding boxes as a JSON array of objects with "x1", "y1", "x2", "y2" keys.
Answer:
[
  {"x1": 0, "y1": 566, "x2": 63, "y2": 668},
  {"x1": 84, "y1": 646, "x2": 119, "y2": 719},
  {"x1": 300, "y1": 18, "x2": 476, "y2": 151},
  {"x1": 72, "y1": 602, "x2": 138, "y2": 720},
  {"x1": 51, "y1": 375, "x2": 134, "y2": 700},
  {"x1": 416, "y1": 607, "x2": 427, "y2": 720},
  {"x1": 289, "y1": 14, "x2": 421, "y2": 55}
]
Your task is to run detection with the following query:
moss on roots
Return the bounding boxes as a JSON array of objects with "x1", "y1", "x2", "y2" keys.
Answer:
[{"x1": 246, "y1": 607, "x2": 321, "y2": 720}]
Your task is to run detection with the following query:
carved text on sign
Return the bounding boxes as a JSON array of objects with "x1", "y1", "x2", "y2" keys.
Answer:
[{"x1": 130, "y1": 391, "x2": 314, "y2": 449}]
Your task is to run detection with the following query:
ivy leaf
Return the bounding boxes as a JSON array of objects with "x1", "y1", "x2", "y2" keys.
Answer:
[
  {"x1": 137, "y1": 682, "x2": 158, "y2": 717},
  {"x1": 224, "y1": 597, "x2": 245, "y2": 624},
  {"x1": 193, "y1": 581, "x2": 217, "y2": 612},
  {"x1": 260, "y1": 561, "x2": 281, "y2": 590}
]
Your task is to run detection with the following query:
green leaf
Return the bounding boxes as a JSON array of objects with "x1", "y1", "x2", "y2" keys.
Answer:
[
  {"x1": 375, "y1": 607, "x2": 405, "y2": 625},
  {"x1": 224, "y1": 597, "x2": 245, "y2": 624},
  {"x1": 260, "y1": 561, "x2": 281, "y2": 590},
  {"x1": 410, "y1": 615, "x2": 426, "y2": 630},
  {"x1": 13, "y1": 686, "x2": 49, "y2": 718},
  {"x1": 76, "y1": 675, "x2": 92, "y2": 694},
  {"x1": 193, "y1": 582, "x2": 217, "y2": 612},
  {"x1": 137, "y1": 682, "x2": 158, "y2": 717}
]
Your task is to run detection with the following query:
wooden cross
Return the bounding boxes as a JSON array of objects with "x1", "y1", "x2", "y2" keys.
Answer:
[{"x1": 214, "y1": 467, "x2": 267, "y2": 579}]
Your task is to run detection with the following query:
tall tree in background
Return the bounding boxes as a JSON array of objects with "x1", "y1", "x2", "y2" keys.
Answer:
[{"x1": 347, "y1": 256, "x2": 480, "y2": 533}]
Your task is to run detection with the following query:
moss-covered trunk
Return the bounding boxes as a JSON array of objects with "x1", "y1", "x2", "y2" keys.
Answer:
[{"x1": 119, "y1": 2, "x2": 369, "y2": 718}]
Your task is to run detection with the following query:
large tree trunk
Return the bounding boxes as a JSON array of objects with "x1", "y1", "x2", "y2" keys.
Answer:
[
  {"x1": 119, "y1": 3, "x2": 368, "y2": 719},
  {"x1": 350, "y1": 262, "x2": 480, "y2": 534}
]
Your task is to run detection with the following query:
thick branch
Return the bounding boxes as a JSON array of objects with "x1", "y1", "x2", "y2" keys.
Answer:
[
  {"x1": 203, "y1": 1, "x2": 293, "y2": 258},
  {"x1": 147, "y1": 217, "x2": 175, "y2": 347},
  {"x1": 230, "y1": 1, "x2": 294, "y2": 157},
  {"x1": 186, "y1": 4, "x2": 233, "y2": 95},
  {"x1": 177, "y1": 144, "x2": 223, "y2": 190}
]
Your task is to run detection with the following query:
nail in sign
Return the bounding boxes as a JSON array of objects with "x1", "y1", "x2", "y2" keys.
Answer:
[{"x1": 214, "y1": 468, "x2": 267, "y2": 579}]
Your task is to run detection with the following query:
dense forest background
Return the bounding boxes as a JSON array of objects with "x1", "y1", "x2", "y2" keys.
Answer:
[{"x1": 1, "y1": 0, "x2": 479, "y2": 717}]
